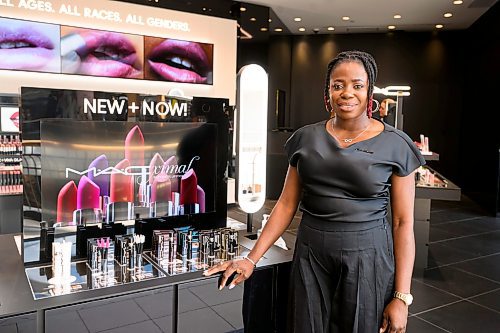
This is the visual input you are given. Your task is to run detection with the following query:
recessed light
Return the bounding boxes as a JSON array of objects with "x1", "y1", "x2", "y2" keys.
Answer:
[
  {"x1": 327, "y1": 26, "x2": 335, "y2": 31},
  {"x1": 388, "y1": 25, "x2": 396, "y2": 30},
  {"x1": 268, "y1": 18, "x2": 272, "y2": 23},
  {"x1": 274, "y1": 28, "x2": 283, "y2": 32},
  {"x1": 394, "y1": 14, "x2": 402, "y2": 19},
  {"x1": 299, "y1": 27, "x2": 306, "y2": 32},
  {"x1": 436, "y1": 24, "x2": 444, "y2": 29},
  {"x1": 202, "y1": 7, "x2": 207, "y2": 11},
  {"x1": 453, "y1": 0, "x2": 463, "y2": 4},
  {"x1": 250, "y1": 17, "x2": 256, "y2": 21},
  {"x1": 342, "y1": 16, "x2": 350, "y2": 21},
  {"x1": 294, "y1": 17, "x2": 302, "y2": 22},
  {"x1": 240, "y1": 7, "x2": 246, "y2": 12},
  {"x1": 260, "y1": 27, "x2": 268, "y2": 32},
  {"x1": 444, "y1": 13, "x2": 453, "y2": 18}
]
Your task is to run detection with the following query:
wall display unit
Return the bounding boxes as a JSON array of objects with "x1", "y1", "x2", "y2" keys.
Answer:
[{"x1": 21, "y1": 87, "x2": 230, "y2": 268}]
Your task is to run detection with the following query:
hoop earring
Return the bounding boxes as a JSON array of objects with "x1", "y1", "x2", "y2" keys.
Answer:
[
  {"x1": 372, "y1": 99, "x2": 380, "y2": 113},
  {"x1": 324, "y1": 96, "x2": 332, "y2": 114}
]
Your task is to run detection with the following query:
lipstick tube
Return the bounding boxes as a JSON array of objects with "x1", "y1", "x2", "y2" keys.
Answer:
[
  {"x1": 88, "y1": 154, "x2": 110, "y2": 221},
  {"x1": 57, "y1": 181, "x2": 78, "y2": 225},
  {"x1": 74, "y1": 176, "x2": 103, "y2": 225},
  {"x1": 149, "y1": 174, "x2": 171, "y2": 218},
  {"x1": 124, "y1": 125, "x2": 146, "y2": 207},
  {"x1": 107, "y1": 159, "x2": 134, "y2": 223},
  {"x1": 146, "y1": 153, "x2": 164, "y2": 206}
]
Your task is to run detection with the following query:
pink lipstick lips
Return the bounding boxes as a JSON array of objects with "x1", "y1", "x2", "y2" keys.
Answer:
[
  {"x1": 0, "y1": 23, "x2": 58, "y2": 71},
  {"x1": 147, "y1": 39, "x2": 210, "y2": 84},
  {"x1": 67, "y1": 31, "x2": 142, "y2": 78}
]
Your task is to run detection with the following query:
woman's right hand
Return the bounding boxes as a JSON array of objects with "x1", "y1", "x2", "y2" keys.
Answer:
[{"x1": 203, "y1": 258, "x2": 255, "y2": 290}]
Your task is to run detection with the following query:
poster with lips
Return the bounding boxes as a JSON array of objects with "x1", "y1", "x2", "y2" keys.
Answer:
[
  {"x1": 60, "y1": 26, "x2": 144, "y2": 79},
  {"x1": 40, "y1": 120, "x2": 217, "y2": 227},
  {"x1": 0, "y1": 17, "x2": 61, "y2": 73},
  {"x1": 0, "y1": 106, "x2": 20, "y2": 132},
  {"x1": 144, "y1": 36, "x2": 213, "y2": 85}
]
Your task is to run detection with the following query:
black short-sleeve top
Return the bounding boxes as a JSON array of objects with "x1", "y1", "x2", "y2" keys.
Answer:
[{"x1": 285, "y1": 119, "x2": 426, "y2": 222}]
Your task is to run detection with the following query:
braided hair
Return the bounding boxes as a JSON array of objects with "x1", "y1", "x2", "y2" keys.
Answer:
[{"x1": 323, "y1": 50, "x2": 378, "y2": 118}]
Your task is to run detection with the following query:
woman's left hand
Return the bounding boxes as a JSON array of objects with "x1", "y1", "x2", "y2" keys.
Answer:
[{"x1": 379, "y1": 299, "x2": 408, "y2": 333}]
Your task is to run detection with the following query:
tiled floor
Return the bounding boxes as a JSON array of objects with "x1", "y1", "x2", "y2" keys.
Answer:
[{"x1": 1, "y1": 197, "x2": 499, "y2": 332}]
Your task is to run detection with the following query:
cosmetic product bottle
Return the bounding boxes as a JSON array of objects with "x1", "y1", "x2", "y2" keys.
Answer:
[
  {"x1": 74, "y1": 176, "x2": 103, "y2": 225},
  {"x1": 49, "y1": 241, "x2": 75, "y2": 286},
  {"x1": 107, "y1": 159, "x2": 135, "y2": 223}
]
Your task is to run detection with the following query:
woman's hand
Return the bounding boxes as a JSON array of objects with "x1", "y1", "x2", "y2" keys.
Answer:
[
  {"x1": 379, "y1": 299, "x2": 409, "y2": 333},
  {"x1": 203, "y1": 258, "x2": 255, "y2": 290}
]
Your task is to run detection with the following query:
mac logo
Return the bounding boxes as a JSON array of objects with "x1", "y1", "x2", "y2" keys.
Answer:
[{"x1": 65, "y1": 156, "x2": 200, "y2": 178}]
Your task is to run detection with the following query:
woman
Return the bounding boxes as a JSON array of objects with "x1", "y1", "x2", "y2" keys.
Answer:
[{"x1": 205, "y1": 50, "x2": 425, "y2": 333}]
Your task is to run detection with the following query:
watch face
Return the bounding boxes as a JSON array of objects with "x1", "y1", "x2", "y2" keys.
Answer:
[{"x1": 406, "y1": 294, "x2": 414, "y2": 305}]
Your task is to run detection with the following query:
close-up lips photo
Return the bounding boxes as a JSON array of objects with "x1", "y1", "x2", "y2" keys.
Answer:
[
  {"x1": 72, "y1": 31, "x2": 142, "y2": 78},
  {"x1": 0, "y1": 24, "x2": 57, "y2": 71},
  {"x1": 147, "y1": 39, "x2": 211, "y2": 84},
  {"x1": 10, "y1": 111, "x2": 19, "y2": 129}
]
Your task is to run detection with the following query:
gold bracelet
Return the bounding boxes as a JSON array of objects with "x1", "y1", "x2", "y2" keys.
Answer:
[{"x1": 243, "y1": 256, "x2": 257, "y2": 267}]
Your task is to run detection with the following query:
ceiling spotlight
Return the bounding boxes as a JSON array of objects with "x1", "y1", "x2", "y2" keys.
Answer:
[
  {"x1": 327, "y1": 26, "x2": 335, "y2": 31},
  {"x1": 342, "y1": 16, "x2": 350, "y2": 21},
  {"x1": 298, "y1": 27, "x2": 306, "y2": 32},
  {"x1": 436, "y1": 24, "x2": 444, "y2": 29},
  {"x1": 268, "y1": 18, "x2": 272, "y2": 23},
  {"x1": 444, "y1": 13, "x2": 453, "y2": 18},
  {"x1": 394, "y1": 14, "x2": 402, "y2": 19},
  {"x1": 202, "y1": 7, "x2": 206, "y2": 11},
  {"x1": 388, "y1": 25, "x2": 396, "y2": 30},
  {"x1": 250, "y1": 17, "x2": 256, "y2": 21},
  {"x1": 274, "y1": 28, "x2": 283, "y2": 32},
  {"x1": 260, "y1": 27, "x2": 268, "y2": 32},
  {"x1": 453, "y1": 0, "x2": 463, "y2": 4},
  {"x1": 240, "y1": 7, "x2": 246, "y2": 12},
  {"x1": 294, "y1": 17, "x2": 302, "y2": 22}
]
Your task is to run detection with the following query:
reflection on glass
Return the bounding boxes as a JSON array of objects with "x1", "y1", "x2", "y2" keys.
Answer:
[
  {"x1": 144, "y1": 37, "x2": 213, "y2": 84},
  {"x1": 60, "y1": 27, "x2": 144, "y2": 78},
  {"x1": 0, "y1": 17, "x2": 61, "y2": 72}
]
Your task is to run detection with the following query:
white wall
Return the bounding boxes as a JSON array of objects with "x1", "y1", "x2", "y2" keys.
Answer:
[{"x1": 0, "y1": 0, "x2": 237, "y2": 103}]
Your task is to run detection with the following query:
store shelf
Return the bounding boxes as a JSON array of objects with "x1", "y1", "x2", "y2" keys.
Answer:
[{"x1": 415, "y1": 167, "x2": 460, "y2": 201}]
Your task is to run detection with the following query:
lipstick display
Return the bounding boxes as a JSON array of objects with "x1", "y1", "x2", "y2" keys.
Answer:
[
  {"x1": 107, "y1": 159, "x2": 134, "y2": 222},
  {"x1": 74, "y1": 176, "x2": 103, "y2": 225},
  {"x1": 0, "y1": 165, "x2": 23, "y2": 195},
  {"x1": 56, "y1": 181, "x2": 78, "y2": 224}
]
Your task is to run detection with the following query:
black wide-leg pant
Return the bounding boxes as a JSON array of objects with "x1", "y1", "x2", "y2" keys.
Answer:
[{"x1": 288, "y1": 216, "x2": 395, "y2": 333}]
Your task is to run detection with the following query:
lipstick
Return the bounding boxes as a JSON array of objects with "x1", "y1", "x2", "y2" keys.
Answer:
[
  {"x1": 125, "y1": 125, "x2": 146, "y2": 207},
  {"x1": 107, "y1": 159, "x2": 134, "y2": 223},
  {"x1": 146, "y1": 153, "x2": 164, "y2": 206},
  {"x1": 149, "y1": 173, "x2": 171, "y2": 217},
  {"x1": 197, "y1": 185, "x2": 205, "y2": 213},
  {"x1": 74, "y1": 175, "x2": 102, "y2": 225},
  {"x1": 180, "y1": 169, "x2": 199, "y2": 214},
  {"x1": 57, "y1": 181, "x2": 77, "y2": 224},
  {"x1": 87, "y1": 154, "x2": 110, "y2": 218},
  {"x1": 163, "y1": 155, "x2": 180, "y2": 215}
]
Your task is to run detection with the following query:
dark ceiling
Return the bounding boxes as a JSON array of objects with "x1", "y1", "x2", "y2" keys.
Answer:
[{"x1": 114, "y1": 0, "x2": 281, "y2": 41}]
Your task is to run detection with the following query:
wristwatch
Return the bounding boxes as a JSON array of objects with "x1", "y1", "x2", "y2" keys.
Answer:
[{"x1": 393, "y1": 291, "x2": 413, "y2": 306}]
